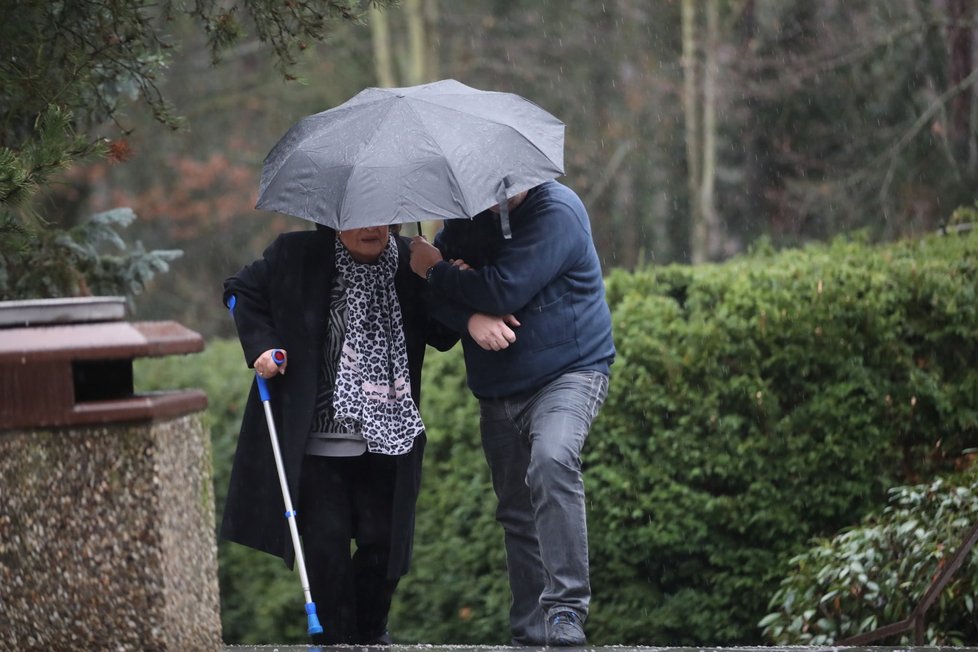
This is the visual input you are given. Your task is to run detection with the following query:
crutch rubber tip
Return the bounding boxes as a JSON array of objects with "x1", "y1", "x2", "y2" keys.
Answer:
[{"x1": 306, "y1": 602, "x2": 324, "y2": 635}]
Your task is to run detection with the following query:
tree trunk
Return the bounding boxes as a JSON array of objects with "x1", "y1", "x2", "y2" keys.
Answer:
[
  {"x1": 370, "y1": 6, "x2": 396, "y2": 87},
  {"x1": 946, "y1": 0, "x2": 976, "y2": 174},
  {"x1": 424, "y1": 0, "x2": 441, "y2": 82},
  {"x1": 405, "y1": 0, "x2": 427, "y2": 85},
  {"x1": 736, "y1": 0, "x2": 763, "y2": 248},
  {"x1": 681, "y1": 0, "x2": 703, "y2": 263},
  {"x1": 701, "y1": 0, "x2": 721, "y2": 260},
  {"x1": 371, "y1": 0, "x2": 435, "y2": 88}
]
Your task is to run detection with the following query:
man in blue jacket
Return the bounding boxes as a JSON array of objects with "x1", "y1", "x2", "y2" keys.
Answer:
[{"x1": 410, "y1": 180, "x2": 615, "y2": 646}]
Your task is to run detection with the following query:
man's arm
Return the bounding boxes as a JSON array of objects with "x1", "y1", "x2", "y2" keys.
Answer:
[
  {"x1": 424, "y1": 284, "x2": 520, "y2": 351},
  {"x1": 415, "y1": 202, "x2": 584, "y2": 315}
]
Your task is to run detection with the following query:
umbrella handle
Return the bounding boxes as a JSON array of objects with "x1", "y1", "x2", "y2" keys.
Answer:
[{"x1": 496, "y1": 176, "x2": 514, "y2": 239}]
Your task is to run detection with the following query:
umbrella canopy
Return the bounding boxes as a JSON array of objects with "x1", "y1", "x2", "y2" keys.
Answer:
[{"x1": 256, "y1": 79, "x2": 565, "y2": 230}]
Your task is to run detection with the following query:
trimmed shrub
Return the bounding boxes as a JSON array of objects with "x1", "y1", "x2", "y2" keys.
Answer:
[
  {"x1": 583, "y1": 232, "x2": 977, "y2": 644},
  {"x1": 395, "y1": 231, "x2": 978, "y2": 645},
  {"x1": 389, "y1": 345, "x2": 510, "y2": 643},
  {"x1": 761, "y1": 470, "x2": 978, "y2": 646}
]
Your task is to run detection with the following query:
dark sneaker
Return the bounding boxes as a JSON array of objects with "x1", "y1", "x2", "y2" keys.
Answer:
[{"x1": 546, "y1": 610, "x2": 586, "y2": 646}]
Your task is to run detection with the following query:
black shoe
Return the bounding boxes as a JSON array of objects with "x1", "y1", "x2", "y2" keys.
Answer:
[{"x1": 546, "y1": 610, "x2": 586, "y2": 647}]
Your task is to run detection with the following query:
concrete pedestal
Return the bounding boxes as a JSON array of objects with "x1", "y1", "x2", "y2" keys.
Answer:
[
  {"x1": 0, "y1": 415, "x2": 222, "y2": 650},
  {"x1": 0, "y1": 297, "x2": 218, "y2": 650}
]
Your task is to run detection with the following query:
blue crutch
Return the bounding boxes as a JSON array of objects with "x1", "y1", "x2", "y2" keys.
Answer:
[{"x1": 228, "y1": 295, "x2": 323, "y2": 637}]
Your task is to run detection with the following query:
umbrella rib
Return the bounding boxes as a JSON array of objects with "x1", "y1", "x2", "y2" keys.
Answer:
[
  {"x1": 400, "y1": 100, "x2": 473, "y2": 215},
  {"x1": 406, "y1": 94, "x2": 563, "y2": 176},
  {"x1": 258, "y1": 96, "x2": 394, "y2": 204},
  {"x1": 336, "y1": 99, "x2": 403, "y2": 226},
  {"x1": 408, "y1": 93, "x2": 562, "y2": 144}
]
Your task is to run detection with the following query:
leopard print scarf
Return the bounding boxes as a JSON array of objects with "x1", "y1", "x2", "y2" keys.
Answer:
[{"x1": 332, "y1": 234, "x2": 424, "y2": 455}]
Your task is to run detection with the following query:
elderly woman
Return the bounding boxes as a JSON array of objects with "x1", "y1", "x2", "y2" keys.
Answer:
[{"x1": 221, "y1": 223, "x2": 457, "y2": 644}]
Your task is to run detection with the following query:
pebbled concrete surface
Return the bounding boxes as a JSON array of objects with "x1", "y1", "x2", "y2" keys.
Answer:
[{"x1": 223, "y1": 645, "x2": 976, "y2": 652}]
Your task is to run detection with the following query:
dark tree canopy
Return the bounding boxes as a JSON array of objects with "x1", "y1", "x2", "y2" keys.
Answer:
[{"x1": 0, "y1": 0, "x2": 392, "y2": 299}]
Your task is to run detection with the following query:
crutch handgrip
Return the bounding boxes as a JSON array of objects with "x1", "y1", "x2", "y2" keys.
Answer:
[{"x1": 256, "y1": 349, "x2": 285, "y2": 400}]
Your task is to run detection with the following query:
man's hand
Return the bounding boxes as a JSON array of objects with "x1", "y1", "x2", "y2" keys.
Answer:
[
  {"x1": 468, "y1": 313, "x2": 521, "y2": 351},
  {"x1": 410, "y1": 236, "x2": 444, "y2": 278}
]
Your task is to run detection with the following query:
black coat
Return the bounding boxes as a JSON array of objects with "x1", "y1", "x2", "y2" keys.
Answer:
[{"x1": 220, "y1": 227, "x2": 456, "y2": 577}]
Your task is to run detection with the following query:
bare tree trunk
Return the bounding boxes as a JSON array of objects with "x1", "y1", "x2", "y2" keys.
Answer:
[
  {"x1": 971, "y1": 41, "x2": 978, "y2": 177},
  {"x1": 649, "y1": 135, "x2": 672, "y2": 264},
  {"x1": 405, "y1": 0, "x2": 427, "y2": 85},
  {"x1": 738, "y1": 0, "x2": 763, "y2": 248},
  {"x1": 424, "y1": 0, "x2": 441, "y2": 82},
  {"x1": 371, "y1": 0, "x2": 434, "y2": 88},
  {"x1": 701, "y1": 0, "x2": 721, "y2": 260},
  {"x1": 947, "y1": 0, "x2": 975, "y2": 168},
  {"x1": 681, "y1": 0, "x2": 703, "y2": 263},
  {"x1": 614, "y1": 160, "x2": 638, "y2": 267},
  {"x1": 370, "y1": 6, "x2": 396, "y2": 87}
]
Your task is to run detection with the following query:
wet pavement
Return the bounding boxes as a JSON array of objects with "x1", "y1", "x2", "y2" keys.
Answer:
[{"x1": 223, "y1": 646, "x2": 977, "y2": 652}]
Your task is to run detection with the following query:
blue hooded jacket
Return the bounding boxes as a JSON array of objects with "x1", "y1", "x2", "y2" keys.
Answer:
[{"x1": 428, "y1": 180, "x2": 615, "y2": 399}]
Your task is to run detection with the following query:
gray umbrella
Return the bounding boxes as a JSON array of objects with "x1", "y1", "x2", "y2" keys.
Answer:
[{"x1": 255, "y1": 79, "x2": 564, "y2": 231}]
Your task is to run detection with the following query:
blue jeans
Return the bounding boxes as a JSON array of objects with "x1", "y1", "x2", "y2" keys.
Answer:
[{"x1": 479, "y1": 370, "x2": 609, "y2": 645}]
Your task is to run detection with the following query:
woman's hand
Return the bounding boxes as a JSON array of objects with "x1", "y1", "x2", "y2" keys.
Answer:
[
  {"x1": 468, "y1": 313, "x2": 520, "y2": 351},
  {"x1": 409, "y1": 236, "x2": 444, "y2": 278},
  {"x1": 254, "y1": 349, "x2": 287, "y2": 378}
]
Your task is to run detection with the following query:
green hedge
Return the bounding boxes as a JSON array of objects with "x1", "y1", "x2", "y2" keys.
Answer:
[
  {"x1": 761, "y1": 471, "x2": 978, "y2": 645},
  {"x1": 388, "y1": 345, "x2": 510, "y2": 643},
  {"x1": 137, "y1": 230, "x2": 978, "y2": 645},
  {"x1": 395, "y1": 231, "x2": 978, "y2": 645}
]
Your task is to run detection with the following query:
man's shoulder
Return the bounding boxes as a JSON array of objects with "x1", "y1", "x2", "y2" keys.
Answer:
[
  {"x1": 521, "y1": 181, "x2": 590, "y2": 239},
  {"x1": 529, "y1": 181, "x2": 586, "y2": 216},
  {"x1": 536, "y1": 179, "x2": 582, "y2": 201}
]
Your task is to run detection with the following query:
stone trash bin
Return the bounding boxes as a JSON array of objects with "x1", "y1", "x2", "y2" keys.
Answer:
[{"x1": 0, "y1": 297, "x2": 222, "y2": 651}]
